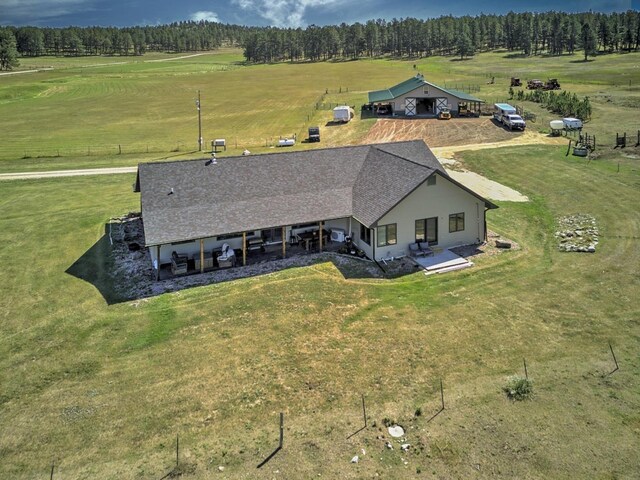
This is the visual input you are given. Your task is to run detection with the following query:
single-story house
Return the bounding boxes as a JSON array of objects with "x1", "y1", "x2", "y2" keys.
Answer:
[
  {"x1": 368, "y1": 74, "x2": 483, "y2": 116},
  {"x1": 133, "y1": 140, "x2": 497, "y2": 279}
]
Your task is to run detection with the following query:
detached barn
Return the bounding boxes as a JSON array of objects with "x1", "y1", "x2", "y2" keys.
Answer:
[{"x1": 368, "y1": 74, "x2": 483, "y2": 117}]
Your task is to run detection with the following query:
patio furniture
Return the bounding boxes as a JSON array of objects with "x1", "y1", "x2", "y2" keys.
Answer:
[
  {"x1": 418, "y1": 241, "x2": 434, "y2": 256},
  {"x1": 193, "y1": 250, "x2": 214, "y2": 270},
  {"x1": 246, "y1": 236, "x2": 266, "y2": 252},
  {"x1": 171, "y1": 251, "x2": 188, "y2": 275},
  {"x1": 408, "y1": 241, "x2": 434, "y2": 258},
  {"x1": 298, "y1": 229, "x2": 330, "y2": 251},
  {"x1": 216, "y1": 243, "x2": 236, "y2": 268},
  {"x1": 409, "y1": 242, "x2": 426, "y2": 258}
]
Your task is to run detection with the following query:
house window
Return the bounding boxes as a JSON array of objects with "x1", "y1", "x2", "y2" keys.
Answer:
[
  {"x1": 415, "y1": 217, "x2": 438, "y2": 245},
  {"x1": 377, "y1": 224, "x2": 397, "y2": 247},
  {"x1": 449, "y1": 213, "x2": 465, "y2": 233},
  {"x1": 360, "y1": 224, "x2": 371, "y2": 245},
  {"x1": 426, "y1": 175, "x2": 436, "y2": 186}
]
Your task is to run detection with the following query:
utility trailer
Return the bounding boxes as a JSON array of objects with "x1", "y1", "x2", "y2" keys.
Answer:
[{"x1": 308, "y1": 126, "x2": 320, "y2": 142}]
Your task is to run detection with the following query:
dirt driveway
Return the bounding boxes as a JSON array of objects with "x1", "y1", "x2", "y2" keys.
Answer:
[{"x1": 362, "y1": 117, "x2": 568, "y2": 202}]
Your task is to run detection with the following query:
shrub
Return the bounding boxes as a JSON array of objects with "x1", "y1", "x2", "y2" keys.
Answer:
[{"x1": 503, "y1": 375, "x2": 534, "y2": 401}]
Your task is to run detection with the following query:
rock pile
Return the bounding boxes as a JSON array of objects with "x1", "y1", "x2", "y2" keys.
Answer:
[{"x1": 555, "y1": 214, "x2": 599, "y2": 253}]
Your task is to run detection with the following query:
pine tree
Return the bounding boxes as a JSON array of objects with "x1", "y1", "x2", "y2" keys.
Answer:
[
  {"x1": 581, "y1": 22, "x2": 598, "y2": 61},
  {"x1": 457, "y1": 25, "x2": 474, "y2": 59},
  {"x1": 0, "y1": 28, "x2": 20, "y2": 70}
]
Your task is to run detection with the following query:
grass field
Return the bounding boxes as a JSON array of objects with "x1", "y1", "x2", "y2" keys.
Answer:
[
  {"x1": 1, "y1": 49, "x2": 639, "y2": 479},
  {"x1": 2, "y1": 49, "x2": 640, "y2": 170}
]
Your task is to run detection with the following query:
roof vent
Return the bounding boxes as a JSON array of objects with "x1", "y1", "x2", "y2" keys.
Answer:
[{"x1": 168, "y1": 187, "x2": 174, "y2": 195}]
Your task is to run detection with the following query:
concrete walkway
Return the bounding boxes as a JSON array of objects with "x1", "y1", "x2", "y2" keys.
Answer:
[{"x1": 0, "y1": 166, "x2": 137, "y2": 181}]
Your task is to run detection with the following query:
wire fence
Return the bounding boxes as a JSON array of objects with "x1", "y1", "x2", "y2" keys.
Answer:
[{"x1": 39, "y1": 341, "x2": 622, "y2": 478}]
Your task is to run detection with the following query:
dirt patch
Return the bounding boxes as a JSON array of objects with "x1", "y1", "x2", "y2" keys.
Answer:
[
  {"x1": 361, "y1": 117, "x2": 566, "y2": 152},
  {"x1": 362, "y1": 117, "x2": 517, "y2": 147}
]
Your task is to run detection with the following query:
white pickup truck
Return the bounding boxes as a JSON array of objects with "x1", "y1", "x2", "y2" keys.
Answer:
[{"x1": 502, "y1": 114, "x2": 526, "y2": 131}]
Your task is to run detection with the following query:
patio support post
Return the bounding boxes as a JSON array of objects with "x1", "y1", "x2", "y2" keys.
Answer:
[
  {"x1": 200, "y1": 239, "x2": 204, "y2": 273},
  {"x1": 242, "y1": 232, "x2": 247, "y2": 266},
  {"x1": 156, "y1": 245, "x2": 161, "y2": 281},
  {"x1": 319, "y1": 221, "x2": 323, "y2": 252},
  {"x1": 282, "y1": 226, "x2": 286, "y2": 258}
]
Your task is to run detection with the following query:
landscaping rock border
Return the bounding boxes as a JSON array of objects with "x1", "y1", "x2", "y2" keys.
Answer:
[{"x1": 554, "y1": 214, "x2": 599, "y2": 253}]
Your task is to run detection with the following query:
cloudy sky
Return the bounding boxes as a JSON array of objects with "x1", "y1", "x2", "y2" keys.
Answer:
[{"x1": 0, "y1": 0, "x2": 635, "y2": 28}]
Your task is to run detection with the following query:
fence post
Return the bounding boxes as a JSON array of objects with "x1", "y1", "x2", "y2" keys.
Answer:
[{"x1": 607, "y1": 342, "x2": 620, "y2": 375}]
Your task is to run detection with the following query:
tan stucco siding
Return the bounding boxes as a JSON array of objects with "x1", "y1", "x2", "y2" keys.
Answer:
[
  {"x1": 375, "y1": 173, "x2": 484, "y2": 259},
  {"x1": 352, "y1": 218, "x2": 374, "y2": 259}
]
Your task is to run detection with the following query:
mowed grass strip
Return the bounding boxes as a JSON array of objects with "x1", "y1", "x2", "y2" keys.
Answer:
[{"x1": 0, "y1": 141, "x2": 638, "y2": 478}]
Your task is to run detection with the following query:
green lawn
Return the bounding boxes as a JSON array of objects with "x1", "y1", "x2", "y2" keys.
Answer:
[
  {"x1": 0, "y1": 149, "x2": 638, "y2": 479},
  {"x1": 1, "y1": 49, "x2": 639, "y2": 478}
]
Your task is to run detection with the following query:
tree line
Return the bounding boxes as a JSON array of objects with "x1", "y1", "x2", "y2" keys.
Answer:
[
  {"x1": 243, "y1": 11, "x2": 640, "y2": 62},
  {"x1": 0, "y1": 21, "x2": 249, "y2": 69},
  {"x1": 0, "y1": 10, "x2": 639, "y2": 70}
]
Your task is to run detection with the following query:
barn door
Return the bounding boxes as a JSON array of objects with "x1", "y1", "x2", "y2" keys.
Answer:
[
  {"x1": 435, "y1": 98, "x2": 448, "y2": 114},
  {"x1": 405, "y1": 98, "x2": 416, "y2": 116}
]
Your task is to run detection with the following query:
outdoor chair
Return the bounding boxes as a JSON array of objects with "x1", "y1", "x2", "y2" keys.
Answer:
[
  {"x1": 408, "y1": 242, "x2": 425, "y2": 258},
  {"x1": 171, "y1": 251, "x2": 188, "y2": 275},
  {"x1": 418, "y1": 241, "x2": 434, "y2": 256}
]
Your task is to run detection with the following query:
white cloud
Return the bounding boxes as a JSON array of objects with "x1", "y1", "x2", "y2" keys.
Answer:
[
  {"x1": 2, "y1": 0, "x2": 94, "y2": 22},
  {"x1": 232, "y1": 0, "x2": 352, "y2": 28},
  {"x1": 190, "y1": 11, "x2": 220, "y2": 23}
]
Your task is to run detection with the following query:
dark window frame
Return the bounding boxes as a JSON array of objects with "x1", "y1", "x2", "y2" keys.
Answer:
[
  {"x1": 415, "y1": 217, "x2": 438, "y2": 245},
  {"x1": 449, "y1": 212, "x2": 465, "y2": 233},
  {"x1": 360, "y1": 223, "x2": 371, "y2": 245},
  {"x1": 376, "y1": 223, "x2": 397, "y2": 247}
]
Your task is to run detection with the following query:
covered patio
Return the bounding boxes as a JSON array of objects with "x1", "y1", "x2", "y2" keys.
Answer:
[{"x1": 155, "y1": 224, "x2": 346, "y2": 280}]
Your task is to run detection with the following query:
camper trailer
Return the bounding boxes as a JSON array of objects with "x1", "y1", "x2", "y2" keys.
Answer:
[
  {"x1": 333, "y1": 105, "x2": 355, "y2": 123},
  {"x1": 493, "y1": 103, "x2": 517, "y2": 122}
]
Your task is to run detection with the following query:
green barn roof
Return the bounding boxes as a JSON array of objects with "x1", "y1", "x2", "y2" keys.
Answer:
[{"x1": 368, "y1": 75, "x2": 483, "y2": 103}]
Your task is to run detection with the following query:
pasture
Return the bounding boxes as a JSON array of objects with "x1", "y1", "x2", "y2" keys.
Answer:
[{"x1": 0, "y1": 49, "x2": 639, "y2": 479}]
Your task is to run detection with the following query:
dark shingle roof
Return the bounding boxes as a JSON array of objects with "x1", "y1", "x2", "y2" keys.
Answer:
[
  {"x1": 368, "y1": 75, "x2": 483, "y2": 104},
  {"x1": 136, "y1": 140, "x2": 494, "y2": 246}
]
